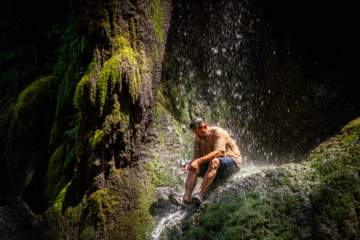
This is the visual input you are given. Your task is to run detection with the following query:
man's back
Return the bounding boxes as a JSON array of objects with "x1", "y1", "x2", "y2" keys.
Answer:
[{"x1": 194, "y1": 126, "x2": 242, "y2": 168}]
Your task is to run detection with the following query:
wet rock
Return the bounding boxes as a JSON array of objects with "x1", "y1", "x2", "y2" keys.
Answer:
[{"x1": 150, "y1": 187, "x2": 178, "y2": 218}]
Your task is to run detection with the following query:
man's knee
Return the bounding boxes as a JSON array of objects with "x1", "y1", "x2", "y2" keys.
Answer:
[{"x1": 209, "y1": 158, "x2": 221, "y2": 170}]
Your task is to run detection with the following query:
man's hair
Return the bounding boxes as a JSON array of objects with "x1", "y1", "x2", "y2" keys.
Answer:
[{"x1": 190, "y1": 117, "x2": 205, "y2": 129}]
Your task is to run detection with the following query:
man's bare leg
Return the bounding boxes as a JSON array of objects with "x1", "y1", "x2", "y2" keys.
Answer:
[
  {"x1": 196, "y1": 158, "x2": 221, "y2": 196},
  {"x1": 183, "y1": 172, "x2": 198, "y2": 202}
]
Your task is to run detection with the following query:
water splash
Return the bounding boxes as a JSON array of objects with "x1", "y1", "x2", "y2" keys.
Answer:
[{"x1": 151, "y1": 210, "x2": 188, "y2": 239}]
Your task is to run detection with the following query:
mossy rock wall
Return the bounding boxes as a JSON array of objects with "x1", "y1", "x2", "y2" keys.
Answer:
[
  {"x1": 45, "y1": 165, "x2": 155, "y2": 239},
  {"x1": 1, "y1": 0, "x2": 172, "y2": 238},
  {"x1": 46, "y1": 0, "x2": 172, "y2": 238}
]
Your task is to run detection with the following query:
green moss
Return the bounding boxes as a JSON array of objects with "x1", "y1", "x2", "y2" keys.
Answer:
[
  {"x1": 5, "y1": 75, "x2": 55, "y2": 176},
  {"x1": 150, "y1": 0, "x2": 164, "y2": 42},
  {"x1": 49, "y1": 165, "x2": 156, "y2": 239},
  {"x1": 96, "y1": 37, "x2": 148, "y2": 115},
  {"x1": 7, "y1": 76, "x2": 54, "y2": 123},
  {"x1": 62, "y1": 147, "x2": 76, "y2": 176},
  {"x1": 157, "y1": 83, "x2": 165, "y2": 106},
  {"x1": 103, "y1": 108, "x2": 130, "y2": 131},
  {"x1": 304, "y1": 116, "x2": 360, "y2": 239},
  {"x1": 53, "y1": 15, "x2": 88, "y2": 119},
  {"x1": 341, "y1": 117, "x2": 360, "y2": 135},
  {"x1": 91, "y1": 129, "x2": 105, "y2": 148},
  {"x1": 86, "y1": 167, "x2": 155, "y2": 239},
  {"x1": 49, "y1": 120, "x2": 61, "y2": 152},
  {"x1": 83, "y1": 189, "x2": 114, "y2": 233},
  {"x1": 153, "y1": 44, "x2": 159, "y2": 61},
  {"x1": 52, "y1": 181, "x2": 72, "y2": 213},
  {"x1": 308, "y1": 117, "x2": 360, "y2": 176},
  {"x1": 44, "y1": 144, "x2": 68, "y2": 204},
  {"x1": 183, "y1": 188, "x2": 307, "y2": 240},
  {"x1": 130, "y1": 17, "x2": 138, "y2": 46},
  {"x1": 127, "y1": 175, "x2": 155, "y2": 238},
  {"x1": 74, "y1": 57, "x2": 98, "y2": 112}
]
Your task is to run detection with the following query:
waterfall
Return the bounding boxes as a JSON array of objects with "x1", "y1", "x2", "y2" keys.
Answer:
[{"x1": 162, "y1": 0, "x2": 276, "y2": 166}]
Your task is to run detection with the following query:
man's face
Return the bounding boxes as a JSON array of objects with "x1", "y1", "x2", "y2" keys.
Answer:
[{"x1": 192, "y1": 126, "x2": 207, "y2": 140}]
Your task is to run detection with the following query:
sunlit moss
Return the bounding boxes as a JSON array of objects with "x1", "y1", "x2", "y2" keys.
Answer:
[
  {"x1": 76, "y1": 166, "x2": 155, "y2": 239},
  {"x1": 96, "y1": 36, "x2": 148, "y2": 115},
  {"x1": 150, "y1": 0, "x2": 164, "y2": 42},
  {"x1": 83, "y1": 189, "x2": 113, "y2": 232},
  {"x1": 74, "y1": 57, "x2": 98, "y2": 112},
  {"x1": 92, "y1": 129, "x2": 105, "y2": 148},
  {"x1": 52, "y1": 181, "x2": 72, "y2": 213}
]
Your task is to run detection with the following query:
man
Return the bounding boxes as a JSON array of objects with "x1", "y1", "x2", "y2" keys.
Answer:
[{"x1": 169, "y1": 117, "x2": 242, "y2": 207}]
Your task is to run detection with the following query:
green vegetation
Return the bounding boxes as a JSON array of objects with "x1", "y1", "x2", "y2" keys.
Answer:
[
  {"x1": 7, "y1": 76, "x2": 55, "y2": 130},
  {"x1": 305, "y1": 116, "x2": 360, "y2": 239},
  {"x1": 150, "y1": 0, "x2": 164, "y2": 42},
  {"x1": 49, "y1": 166, "x2": 155, "y2": 240},
  {"x1": 4, "y1": 75, "x2": 56, "y2": 182},
  {"x1": 52, "y1": 182, "x2": 72, "y2": 213},
  {"x1": 74, "y1": 57, "x2": 98, "y2": 112},
  {"x1": 53, "y1": 20, "x2": 88, "y2": 119},
  {"x1": 44, "y1": 144, "x2": 68, "y2": 205},
  {"x1": 74, "y1": 36, "x2": 149, "y2": 117}
]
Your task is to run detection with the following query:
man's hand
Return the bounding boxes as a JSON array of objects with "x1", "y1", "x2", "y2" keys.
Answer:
[
  {"x1": 190, "y1": 160, "x2": 199, "y2": 175},
  {"x1": 182, "y1": 163, "x2": 190, "y2": 173}
]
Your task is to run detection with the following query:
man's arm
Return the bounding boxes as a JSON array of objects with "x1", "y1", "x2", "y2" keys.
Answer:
[
  {"x1": 188, "y1": 150, "x2": 221, "y2": 174},
  {"x1": 192, "y1": 150, "x2": 221, "y2": 164}
]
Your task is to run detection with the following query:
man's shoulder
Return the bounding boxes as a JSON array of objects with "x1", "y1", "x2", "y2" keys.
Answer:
[
  {"x1": 210, "y1": 126, "x2": 227, "y2": 134},
  {"x1": 210, "y1": 126, "x2": 229, "y2": 137}
]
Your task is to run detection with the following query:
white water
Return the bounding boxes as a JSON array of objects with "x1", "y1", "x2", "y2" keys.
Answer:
[{"x1": 151, "y1": 209, "x2": 188, "y2": 239}]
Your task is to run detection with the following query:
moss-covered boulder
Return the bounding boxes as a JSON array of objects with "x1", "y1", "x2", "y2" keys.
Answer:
[
  {"x1": 305, "y1": 117, "x2": 360, "y2": 239},
  {"x1": 0, "y1": 75, "x2": 56, "y2": 210},
  {"x1": 166, "y1": 116, "x2": 360, "y2": 239}
]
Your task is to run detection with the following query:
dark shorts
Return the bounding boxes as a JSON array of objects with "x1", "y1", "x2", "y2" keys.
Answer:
[{"x1": 198, "y1": 157, "x2": 240, "y2": 179}]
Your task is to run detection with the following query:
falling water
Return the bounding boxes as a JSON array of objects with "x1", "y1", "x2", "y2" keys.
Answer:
[{"x1": 163, "y1": 0, "x2": 282, "y2": 167}]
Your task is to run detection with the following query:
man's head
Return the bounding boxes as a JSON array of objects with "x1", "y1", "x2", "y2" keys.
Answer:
[{"x1": 190, "y1": 117, "x2": 208, "y2": 140}]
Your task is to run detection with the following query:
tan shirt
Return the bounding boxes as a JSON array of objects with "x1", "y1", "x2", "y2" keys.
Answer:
[{"x1": 193, "y1": 127, "x2": 242, "y2": 168}]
